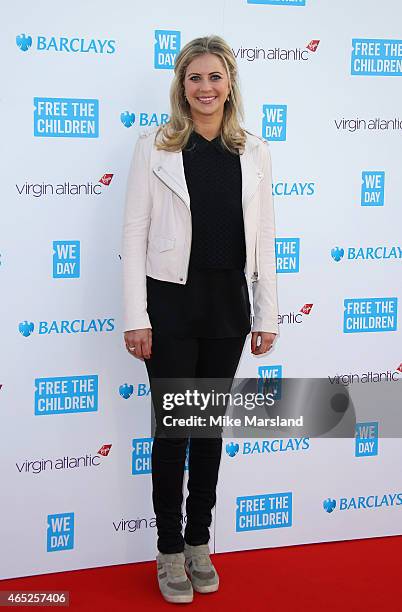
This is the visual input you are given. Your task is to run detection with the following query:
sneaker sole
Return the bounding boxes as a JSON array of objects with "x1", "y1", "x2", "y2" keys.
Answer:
[
  {"x1": 185, "y1": 564, "x2": 219, "y2": 594},
  {"x1": 161, "y1": 592, "x2": 194, "y2": 604},
  {"x1": 192, "y1": 581, "x2": 219, "y2": 594}
]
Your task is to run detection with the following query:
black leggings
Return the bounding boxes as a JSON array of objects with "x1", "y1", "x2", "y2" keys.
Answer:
[{"x1": 144, "y1": 332, "x2": 247, "y2": 554}]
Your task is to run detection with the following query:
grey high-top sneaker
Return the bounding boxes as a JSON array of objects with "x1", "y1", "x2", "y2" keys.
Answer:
[
  {"x1": 156, "y1": 551, "x2": 194, "y2": 603},
  {"x1": 184, "y1": 543, "x2": 219, "y2": 593}
]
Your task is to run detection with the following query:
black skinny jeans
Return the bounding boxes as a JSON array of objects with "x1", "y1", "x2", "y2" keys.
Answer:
[{"x1": 144, "y1": 332, "x2": 247, "y2": 554}]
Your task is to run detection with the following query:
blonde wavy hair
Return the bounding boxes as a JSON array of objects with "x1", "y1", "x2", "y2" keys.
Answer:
[{"x1": 155, "y1": 35, "x2": 247, "y2": 155}]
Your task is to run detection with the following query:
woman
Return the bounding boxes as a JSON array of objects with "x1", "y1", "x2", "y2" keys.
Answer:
[{"x1": 122, "y1": 35, "x2": 279, "y2": 604}]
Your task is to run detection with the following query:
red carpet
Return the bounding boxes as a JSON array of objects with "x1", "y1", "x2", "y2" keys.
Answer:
[{"x1": 1, "y1": 536, "x2": 401, "y2": 610}]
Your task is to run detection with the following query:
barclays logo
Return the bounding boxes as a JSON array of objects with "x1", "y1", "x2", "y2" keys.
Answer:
[
  {"x1": 273, "y1": 182, "x2": 316, "y2": 197},
  {"x1": 119, "y1": 383, "x2": 150, "y2": 399},
  {"x1": 120, "y1": 384, "x2": 134, "y2": 399},
  {"x1": 323, "y1": 498, "x2": 336, "y2": 513},
  {"x1": 331, "y1": 247, "x2": 344, "y2": 262},
  {"x1": 19, "y1": 321, "x2": 34, "y2": 337},
  {"x1": 226, "y1": 442, "x2": 240, "y2": 457},
  {"x1": 19, "y1": 318, "x2": 115, "y2": 336},
  {"x1": 226, "y1": 438, "x2": 310, "y2": 457},
  {"x1": 324, "y1": 493, "x2": 402, "y2": 512},
  {"x1": 120, "y1": 111, "x2": 169, "y2": 128},
  {"x1": 16, "y1": 33, "x2": 32, "y2": 51},
  {"x1": 332, "y1": 245, "x2": 402, "y2": 262},
  {"x1": 121, "y1": 112, "x2": 135, "y2": 128},
  {"x1": 16, "y1": 34, "x2": 116, "y2": 54}
]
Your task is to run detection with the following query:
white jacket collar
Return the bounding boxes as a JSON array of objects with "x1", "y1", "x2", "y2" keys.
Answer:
[{"x1": 151, "y1": 130, "x2": 263, "y2": 212}]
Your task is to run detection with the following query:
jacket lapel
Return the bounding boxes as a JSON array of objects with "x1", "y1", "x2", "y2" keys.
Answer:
[{"x1": 152, "y1": 131, "x2": 262, "y2": 213}]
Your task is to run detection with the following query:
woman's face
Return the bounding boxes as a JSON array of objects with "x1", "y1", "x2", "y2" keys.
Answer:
[{"x1": 183, "y1": 53, "x2": 230, "y2": 121}]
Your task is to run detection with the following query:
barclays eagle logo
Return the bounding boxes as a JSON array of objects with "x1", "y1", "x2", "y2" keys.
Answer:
[
  {"x1": 16, "y1": 33, "x2": 32, "y2": 51},
  {"x1": 119, "y1": 383, "x2": 134, "y2": 399},
  {"x1": 18, "y1": 321, "x2": 34, "y2": 337},
  {"x1": 226, "y1": 442, "x2": 240, "y2": 457},
  {"x1": 323, "y1": 498, "x2": 336, "y2": 513},
  {"x1": 120, "y1": 111, "x2": 135, "y2": 128},
  {"x1": 331, "y1": 246, "x2": 345, "y2": 262}
]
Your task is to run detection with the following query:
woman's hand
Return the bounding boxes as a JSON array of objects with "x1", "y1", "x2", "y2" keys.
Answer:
[
  {"x1": 251, "y1": 331, "x2": 276, "y2": 355},
  {"x1": 124, "y1": 328, "x2": 152, "y2": 361}
]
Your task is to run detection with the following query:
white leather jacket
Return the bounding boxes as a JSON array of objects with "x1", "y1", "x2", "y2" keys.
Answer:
[{"x1": 122, "y1": 127, "x2": 279, "y2": 334}]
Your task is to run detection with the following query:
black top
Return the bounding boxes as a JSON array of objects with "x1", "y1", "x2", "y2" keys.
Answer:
[{"x1": 146, "y1": 129, "x2": 251, "y2": 338}]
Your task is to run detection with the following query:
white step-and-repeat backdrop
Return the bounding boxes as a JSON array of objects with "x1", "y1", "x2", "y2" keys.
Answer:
[{"x1": 1, "y1": 0, "x2": 401, "y2": 579}]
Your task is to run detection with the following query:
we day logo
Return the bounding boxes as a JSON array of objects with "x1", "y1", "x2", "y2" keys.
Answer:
[
  {"x1": 262, "y1": 104, "x2": 287, "y2": 141},
  {"x1": 361, "y1": 171, "x2": 385, "y2": 206},
  {"x1": 355, "y1": 422, "x2": 378, "y2": 457},
  {"x1": 154, "y1": 30, "x2": 180, "y2": 69},
  {"x1": 47, "y1": 512, "x2": 74, "y2": 552},
  {"x1": 53, "y1": 241, "x2": 80, "y2": 278}
]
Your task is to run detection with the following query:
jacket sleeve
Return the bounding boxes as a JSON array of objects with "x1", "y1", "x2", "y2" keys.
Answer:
[
  {"x1": 251, "y1": 141, "x2": 280, "y2": 334},
  {"x1": 122, "y1": 134, "x2": 152, "y2": 332}
]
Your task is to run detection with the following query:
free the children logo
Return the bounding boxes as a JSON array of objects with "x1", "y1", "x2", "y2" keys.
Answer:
[
  {"x1": 343, "y1": 297, "x2": 398, "y2": 333},
  {"x1": 276, "y1": 238, "x2": 300, "y2": 273},
  {"x1": 34, "y1": 375, "x2": 98, "y2": 415},
  {"x1": 132, "y1": 438, "x2": 189, "y2": 475},
  {"x1": 351, "y1": 39, "x2": 402, "y2": 76},
  {"x1": 236, "y1": 493, "x2": 293, "y2": 531},
  {"x1": 34, "y1": 97, "x2": 99, "y2": 138}
]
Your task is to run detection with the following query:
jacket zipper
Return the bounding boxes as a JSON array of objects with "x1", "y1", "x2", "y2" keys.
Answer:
[
  {"x1": 152, "y1": 166, "x2": 192, "y2": 282},
  {"x1": 152, "y1": 166, "x2": 190, "y2": 210}
]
